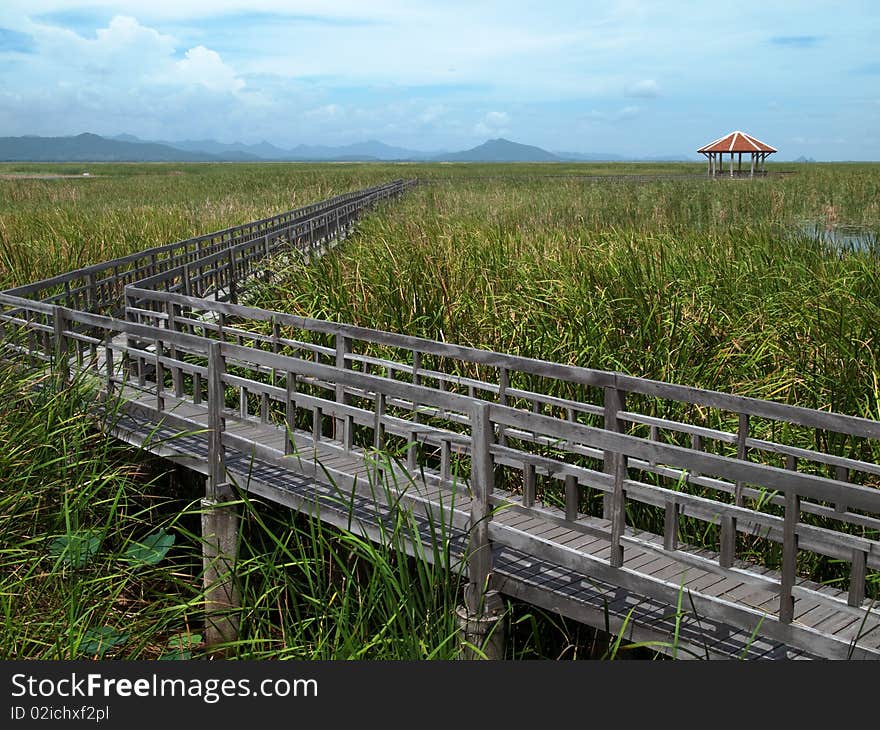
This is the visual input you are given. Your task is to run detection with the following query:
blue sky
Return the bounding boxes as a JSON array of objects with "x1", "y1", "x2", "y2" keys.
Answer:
[{"x1": 0, "y1": 1, "x2": 878, "y2": 159}]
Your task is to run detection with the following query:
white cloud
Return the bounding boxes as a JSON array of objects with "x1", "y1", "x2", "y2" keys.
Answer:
[
  {"x1": 176, "y1": 45, "x2": 244, "y2": 92},
  {"x1": 474, "y1": 110, "x2": 510, "y2": 137},
  {"x1": 625, "y1": 79, "x2": 660, "y2": 98}
]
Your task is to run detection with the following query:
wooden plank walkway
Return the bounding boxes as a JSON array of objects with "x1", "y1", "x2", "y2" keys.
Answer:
[
  {"x1": 106, "y1": 383, "x2": 878, "y2": 659},
  {"x1": 2, "y1": 178, "x2": 879, "y2": 659}
]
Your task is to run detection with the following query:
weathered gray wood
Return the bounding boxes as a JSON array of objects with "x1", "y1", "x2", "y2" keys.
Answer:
[
  {"x1": 207, "y1": 341, "x2": 227, "y2": 496},
  {"x1": 52, "y1": 306, "x2": 69, "y2": 386},
  {"x1": 735, "y1": 412, "x2": 749, "y2": 506},
  {"x1": 466, "y1": 401, "x2": 495, "y2": 615},
  {"x1": 609, "y1": 452, "x2": 627, "y2": 568},
  {"x1": 602, "y1": 385, "x2": 626, "y2": 519},
  {"x1": 848, "y1": 548, "x2": 867, "y2": 607},
  {"x1": 564, "y1": 474, "x2": 578, "y2": 522},
  {"x1": 780, "y1": 490, "x2": 800, "y2": 623},
  {"x1": 523, "y1": 462, "x2": 536, "y2": 508}
]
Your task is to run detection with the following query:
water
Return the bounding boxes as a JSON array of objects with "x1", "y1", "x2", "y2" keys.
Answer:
[{"x1": 797, "y1": 222, "x2": 878, "y2": 253}]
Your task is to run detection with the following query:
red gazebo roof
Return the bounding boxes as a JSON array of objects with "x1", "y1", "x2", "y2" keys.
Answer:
[{"x1": 698, "y1": 131, "x2": 777, "y2": 154}]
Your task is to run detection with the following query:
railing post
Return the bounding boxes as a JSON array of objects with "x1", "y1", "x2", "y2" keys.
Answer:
[
  {"x1": 849, "y1": 549, "x2": 867, "y2": 608},
  {"x1": 780, "y1": 483, "x2": 800, "y2": 623},
  {"x1": 458, "y1": 400, "x2": 505, "y2": 659},
  {"x1": 52, "y1": 306, "x2": 70, "y2": 387},
  {"x1": 285, "y1": 371, "x2": 297, "y2": 455},
  {"x1": 609, "y1": 450, "x2": 627, "y2": 567},
  {"x1": 203, "y1": 340, "x2": 239, "y2": 650},
  {"x1": 603, "y1": 384, "x2": 627, "y2": 519},
  {"x1": 564, "y1": 474, "x2": 578, "y2": 521},
  {"x1": 334, "y1": 334, "x2": 351, "y2": 441},
  {"x1": 227, "y1": 249, "x2": 237, "y2": 303},
  {"x1": 522, "y1": 462, "x2": 536, "y2": 508},
  {"x1": 722, "y1": 412, "x2": 749, "y2": 568},
  {"x1": 85, "y1": 272, "x2": 98, "y2": 311},
  {"x1": 663, "y1": 498, "x2": 679, "y2": 551},
  {"x1": 155, "y1": 337, "x2": 165, "y2": 412},
  {"x1": 497, "y1": 366, "x2": 509, "y2": 447},
  {"x1": 467, "y1": 401, "x2": 494, "y2": 610},
  {"x1": 165, "y1": 300, "x2": 183, "y2": 397},
  {"x1": 207, "y1": 341, "x2": 227, "y2": 492}
]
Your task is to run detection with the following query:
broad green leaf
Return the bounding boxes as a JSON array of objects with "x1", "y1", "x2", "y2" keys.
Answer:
[
  {"x1": 159, "y1": 632, "x2": 203, "y2": 660},
  {"x1": 79, "y1": 626, "x2": 129, "y2": 657},
  {"x1": 123, "y1": 529, "x2": 174, "y2": 567},
  {"x1": 49, "y1": 530, "x2": 101, "y2": 569}
]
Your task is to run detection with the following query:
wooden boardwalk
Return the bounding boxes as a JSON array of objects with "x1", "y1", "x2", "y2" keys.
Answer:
[{"x1": 2, "y1": 179, "x2": 879, "y2": 659}]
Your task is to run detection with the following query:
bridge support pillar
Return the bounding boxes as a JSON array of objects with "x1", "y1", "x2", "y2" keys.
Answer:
[
  {"x1": 456, "y1": 590, "x2": 506, "y2": 660},
  {"x1": 201, "y1": 485, "x2": 241, "y2": 652}
]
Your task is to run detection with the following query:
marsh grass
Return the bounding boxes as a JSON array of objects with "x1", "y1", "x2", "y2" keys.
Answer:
[{"x1": 3, "y1": 161, "x2": 879, "y2": 658}]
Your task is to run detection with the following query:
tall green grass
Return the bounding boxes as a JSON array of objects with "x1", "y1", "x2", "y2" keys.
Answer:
[
  {"x1": 261, "y1": 165, "x2": 880, "y2": 418},
  {"x1": 3, "y1": 161, "x2": 878, "y2": 658}
]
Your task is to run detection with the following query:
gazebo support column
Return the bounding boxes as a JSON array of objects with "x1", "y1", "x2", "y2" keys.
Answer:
[{"x1": 750, "y1": 153, "x2": 755, "y2": 178}]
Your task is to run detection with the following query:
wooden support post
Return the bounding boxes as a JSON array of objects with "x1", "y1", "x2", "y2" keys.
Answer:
[
  {"x1": 458, "y1": 401, "x2": 505, "y2": 659},
  {"x1": 523, "y1": 462, "x2": 536, "y2": 508},
  {"x1": 411, "y1": 349, "x2": 422, "y2": 423},
  {"x1": 208, "y1": 342, "x2": 227, "y2": 489},
  {"x1": 780, "y1": 489, "x2": 800, "y2": 623},
  {"x1": 609, "y1": 451, "x2": 627, "y2": 567},
  {"x1": 734, "y1": 412, "x2": 748, "y2": 499},
  {"x1": 373, "y1": 392, "x2": 386, "y2": 451},
  {"x1": 722, "y1": 413, "x2": 747, "y2": 565},
  {"x1": 312, "y1": 405, "x2": 323, "y2": 442},
  {"x1": 834, "y1": 465, "x2": 848, "y2": 514},
  {"x1": 285, "y1": 371, "x2": 297, "y2": 455},
  {"x1": 407, "y1": 428, "x2": 419, "y2": 472},
  {"x1": 467, "y1": 401, "x2": 494, "y2": 609},
  {"x1": 204, "y1": 342, "x2": 239, "y2": 649},
  {"x1": 564, "y1": 474, "x2": 578, "y2": 521},
  {"x1": 440, "y1": 439, "x2": 451, "y2": 483},
  {"x1": 52, "y1": 306, "x2": 70, "y2": 387},
  {"x1": 85, "y1": 272, "x2": 97, "y2": 311},
  {"x1": 720, "y1": 514, "x2": 736, "y2": 569},
  {"x1": 603, "y1": 385, "x2": 626, "y2": 519},
  {"x1": 497, "y1": 366, "x2": 509, "y2": 447},
  {"x1": 166, "y1": 301, "x2": 183, "y2": 397},
  {"x1": 719, "y1": 412, "x2": 749, "y2": 568},
  {"x1": 155, "y1": 337, "x2": 165, "y2": 411},
  {"x1": 334, "y1": 334, "x2": 351, "y2": 441},
  {"x1": 104, "y1": 335, "x2": 115, "y2": 397},
  {"x1": 848, "y1": 549, "x2": 867, "y2": 607},
  {"x1": 228, "y1": 249, "x2": 237, "y2": 304},
  {"x1": 663, "y1": 499, "x2": 679, "y2": 551},
  {"x1": 690, "y1": 432, "x2": 702, "y2": 479}
]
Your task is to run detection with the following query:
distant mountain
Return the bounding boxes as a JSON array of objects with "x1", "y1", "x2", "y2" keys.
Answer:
[
  {"x1": 793, "y1": 156, "x2": 816, "y2": 163},
  {"x1": 436, "y1": 138, "x2": 560, "y2": 162},
  {"x1": 287, "y1": 140, "x2": 431, "y2": 161},
  {"x1": 2, "y1": 132, "x2": 698, "y2": 164},
  {"x1": 0, "y1": 133, "x2": 221, "y2": 162}
]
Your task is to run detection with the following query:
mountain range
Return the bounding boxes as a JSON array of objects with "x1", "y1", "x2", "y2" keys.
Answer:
[{"x1": 0, "y1": 132, "x2": 695, "y2": 163}]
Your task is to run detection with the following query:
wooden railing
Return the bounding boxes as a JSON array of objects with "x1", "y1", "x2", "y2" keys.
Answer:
[
  {"x1": 1, "y1": 179, "x2": 878, "y2": 657},
  {"x1": 3, "y1": 180, "x2": 414, "y2": 316}
]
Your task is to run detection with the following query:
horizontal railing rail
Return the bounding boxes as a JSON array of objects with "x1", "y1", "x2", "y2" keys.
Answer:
[
  {"x1": 1, "y1": 177, "x2": 878, "y2": 658},
  {"x1": 3, "y1": 179, "x2": 414, "y2": 315}
]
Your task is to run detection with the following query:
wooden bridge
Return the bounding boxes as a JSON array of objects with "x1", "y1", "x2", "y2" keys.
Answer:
[{"x1": 2, "y1": 179, "x2": 879, "y2": 660}]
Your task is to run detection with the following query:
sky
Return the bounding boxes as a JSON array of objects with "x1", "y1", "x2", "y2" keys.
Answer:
[{"x1": 0, "y1": 1, "x2": 878, "y2": 159}]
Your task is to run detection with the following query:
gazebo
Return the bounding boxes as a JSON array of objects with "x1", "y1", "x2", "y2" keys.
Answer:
[{"x1": 698, "y1": 131, "x2": 776, "y2": 178}]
